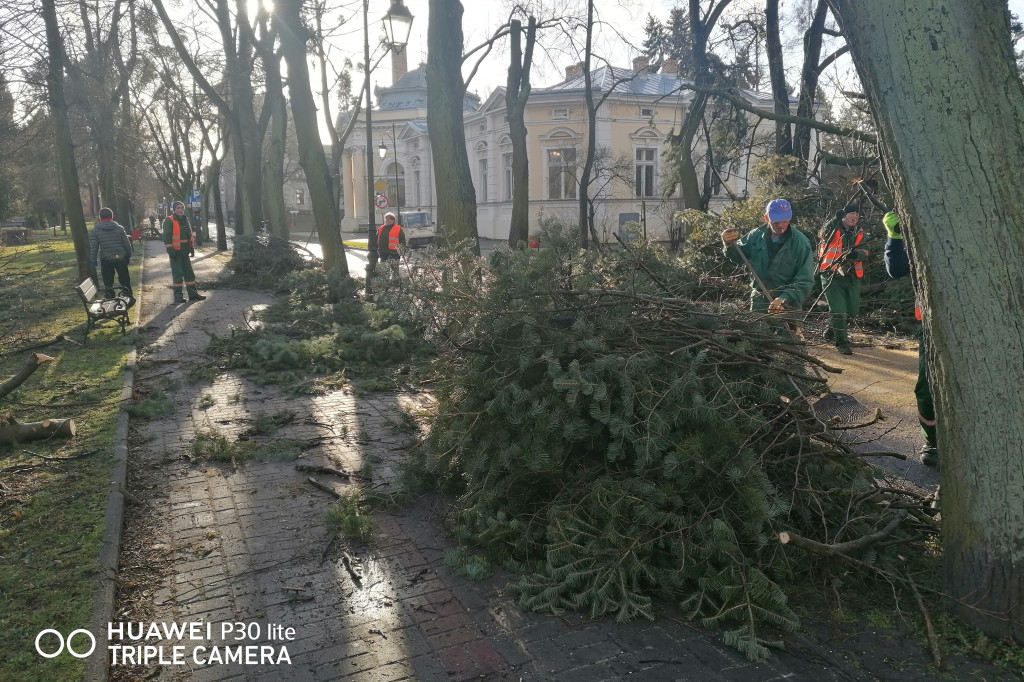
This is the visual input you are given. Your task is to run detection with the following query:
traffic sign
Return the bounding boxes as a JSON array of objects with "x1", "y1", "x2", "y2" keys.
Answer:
[
  {"x1": 374, "y1": 178, "x2": 388, "y2": 193},
  {"x1": 374, "y1": 194, "x2": 389, "y2": 210},
  {"x1": 188, "y1": 189, "x2": 201, "y2": 207}
]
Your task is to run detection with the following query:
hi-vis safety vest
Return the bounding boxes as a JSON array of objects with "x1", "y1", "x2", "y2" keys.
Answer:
[
  {"x1": 378, "y1": 223, "x2": 402, "y2": 251},
  {"x1": 819, "y1": 228, "x2": 864, "y2": 278},
  {"x1": 169, "y1": 216, "x2": 194, "y2": 251}
]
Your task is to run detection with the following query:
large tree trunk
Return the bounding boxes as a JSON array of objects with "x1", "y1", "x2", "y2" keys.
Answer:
[
  {"x1": 795, "y1": 0, "x2": 829, "y2": 161},
  {"x1": 427, "y1": 0, "x2": 478, "y2": 254},
  {"x1": 578, "y1": 0, "x2": 597, "y2": 249},
  {"x1": 41, "y1": 0, "x2": 90, "y2": 281},
  {"x1": 506, "y1": 17, "x2": 535, "y2": 248},
  {"x1": 828, "y1": 0, "x2": 1024, "y2": 639},
  {"x1": 277, "y1": 0, "x2": 347, "y2": 278},
  {"x1": 765, "y1": 0, "x2": 793, "y2": 156},
  {"x1": 262, "y1": 64, "x2": 289, "y2": 240}
]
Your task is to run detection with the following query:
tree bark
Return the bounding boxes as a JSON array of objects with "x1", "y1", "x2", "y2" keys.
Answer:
[
  {"x1": 427, "y1": 0, "x2": 478, "y2": 254},
  {"x1": 276, "y1": 0, "x2": 347, "y2": 278},
  {"x1": 505, "y1": 17, "x2": 536, "y2": 248},
  {"x1": 578, "y1": 0, "x2": 597, "y2": 249},
  {"x1": 765, "y1": 0, "x2": 793, "y2": 156},
  {"x1": 0, "y1": 354, "x2": 54, "y2": 400},
  {"x1": 828, "y1": 0, "x2": 1024, "y2": 640},
  {"x1": 0, "y1": 415, "x2": 76, "y2": 446},
  {"x1": 795, "y1": 0, "x2": 830, "y2": 161},
  {"x1": 41, "y1": 0, "x2": 90, "y2": 281}
]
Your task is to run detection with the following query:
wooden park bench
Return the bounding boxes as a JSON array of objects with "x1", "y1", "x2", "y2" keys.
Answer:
[{"x1": 74, "y1": 279, "x2": 133, "y2": 343}]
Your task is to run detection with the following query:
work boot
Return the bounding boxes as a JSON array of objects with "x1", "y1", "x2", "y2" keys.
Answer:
[
  {"x1": 920, "y1": 445, "x2": 939, "y2": 468},
  {"x1": 189, "y1": 294, "x2": 207, "y2": 301},
  {"x1": 823, "y1": 327, "x2": 835, "y2": 342},
  {"x1": 836, "y1": 344, "x2": 853, "y2": 355}
]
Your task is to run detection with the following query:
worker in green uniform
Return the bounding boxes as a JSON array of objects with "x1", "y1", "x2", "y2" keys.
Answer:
[
  {"x1": 818, "y1": 204, "x2": 868, "y2": 355},
  {"x1": 721, "y1": 198, "x2": 815, "y2": 314},
  {"x1": 162, "y1": 201, "x2": 206, "y2": 304}
]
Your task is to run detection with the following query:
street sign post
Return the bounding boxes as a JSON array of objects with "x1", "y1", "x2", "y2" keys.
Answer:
[
  {"x1": 374, "y1": 178, "x2": 387, "y2": 193},
  {"x1": 374, "y1": 194, "x2": 389, "y2": 210}
]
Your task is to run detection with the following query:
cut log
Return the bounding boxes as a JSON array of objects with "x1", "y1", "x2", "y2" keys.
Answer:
[
  {"x1": 0, "y1": 416, "x2": 76, "y2": 446},
  {"x1": 0, "y1": 353, "x2": 54, "y2": 400}
]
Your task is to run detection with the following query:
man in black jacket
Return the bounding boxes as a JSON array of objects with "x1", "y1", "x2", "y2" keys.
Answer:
[{"x1": 89, "y1": 207, "x2": 134, "y2": 303}]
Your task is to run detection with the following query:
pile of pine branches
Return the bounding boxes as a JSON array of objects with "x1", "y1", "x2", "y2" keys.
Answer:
[{"x1": 390, "y1": 223, "x2": 936, "y2": 660}]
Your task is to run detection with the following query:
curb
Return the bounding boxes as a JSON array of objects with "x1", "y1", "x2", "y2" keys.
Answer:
[{"x1": 84, "y1": 248, "x2": 144, "y2": 682}]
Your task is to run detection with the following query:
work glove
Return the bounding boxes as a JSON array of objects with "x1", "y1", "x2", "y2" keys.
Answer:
[
  {"x1": 768, "y1": 297, "x2": 787, "y2": 314},
  {"x1": 721, "y1": 228, "x2": 740, "y2": 245},
  {"x1": 882, "y1": 212, "x2": 901, "y2": 239}
]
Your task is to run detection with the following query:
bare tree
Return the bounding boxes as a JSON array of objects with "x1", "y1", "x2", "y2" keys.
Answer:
[{"x1": 505, "y1": 16, "x2": 536, "y2": 248}]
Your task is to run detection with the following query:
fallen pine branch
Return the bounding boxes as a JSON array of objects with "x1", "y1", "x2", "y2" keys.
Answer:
[
  {"x1": 306, "y1": 476, "x2": 342, "y2": 498},
  {"x1": 296, "y1": 463, "x2": 352, "y2": 480},
  {"x1": 906, "y1": 567, "x2": 942, "y2": 669},
  {"x1": 778, "y1": 511, "x2": 908, "y2": 557}
]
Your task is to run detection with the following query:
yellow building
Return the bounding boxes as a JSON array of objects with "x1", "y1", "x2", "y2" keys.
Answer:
[{"x1": 341, "y1": 56, "x2": 804, "y2": 241}]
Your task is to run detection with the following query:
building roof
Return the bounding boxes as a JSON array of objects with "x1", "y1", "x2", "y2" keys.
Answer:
[{"x1": 377, "y1": 63, "x2": 480, "y2": 112}]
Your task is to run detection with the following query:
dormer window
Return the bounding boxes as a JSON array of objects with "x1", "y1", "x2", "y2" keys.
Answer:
[{"x1": 640, "y1": 107, "x2": 654, "y2": 118}]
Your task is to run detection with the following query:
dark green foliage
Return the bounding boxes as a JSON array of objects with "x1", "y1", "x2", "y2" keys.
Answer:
[
  {"x1": 403, "y1": 219, "x2": 914, "y2": 660},
  {"x1": 203, "y1": 268, "x2": 432, "y2": 390},
  {"x1": 226, "y1": 234, "x2": 315, "y2": 281}
]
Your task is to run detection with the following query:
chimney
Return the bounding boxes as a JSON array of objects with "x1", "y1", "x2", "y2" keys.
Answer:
[
  {"x1": 633, "y1": 56, "x2": 649, "y2": 75},
  {"x1": 392, "y1": 49, "x2": 408, "y2": 84},
  {"x1": 662, "y1": 59, "x2": 679, "y2": 76},
  {"x1": 565, "y1": 62, "x2": 584, "y2": 80}
]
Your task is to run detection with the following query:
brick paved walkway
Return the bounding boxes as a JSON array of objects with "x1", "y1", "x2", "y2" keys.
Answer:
[{"x1": 112, "y1": 238, "x2": 890, "y2": 681}]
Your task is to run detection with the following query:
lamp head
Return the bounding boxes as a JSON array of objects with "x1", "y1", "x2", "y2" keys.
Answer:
[
  {"x1": 382, "y1": 0, "x2": 414, "y2": 53},
  {"x1": 378, "y1": 142, "x2": 388, "y2": 160}
]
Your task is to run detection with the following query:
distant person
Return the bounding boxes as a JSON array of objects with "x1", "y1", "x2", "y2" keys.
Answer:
[
  {"x1": 882, "y1": 211, "x2": 938, "y2": 467},
  {"x1": 818, "y1": 203, "x2": 868, "y2": 355},
  {"x1": 130, "y1": 224, "x2": 141, "y2": 245},
  {"x1": 162, "y1": 201, "x2": 205, "y2": 304},
  {"x1": 149, "y1": 213, "x2": 157, "y2": 236},
  {"x1": 376, "y1": 212, "x2": 406, "y2": 263},
  {"x1": 88, "y1": 207, "x2": 134, "y2": 303},
  {"x1": 721, "y1": 199, "x2": 814, "y2": 314}
]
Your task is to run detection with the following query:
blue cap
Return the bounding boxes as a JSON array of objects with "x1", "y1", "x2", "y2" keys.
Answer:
[{"x1": 765, "y1": 199, "x2": 793, "y2": 222}]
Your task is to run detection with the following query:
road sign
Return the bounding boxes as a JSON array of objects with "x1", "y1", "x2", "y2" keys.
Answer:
[
  {"x1": 374, "y1": 194, "x2": 389, "y2": 210},
  {"x1": 189, "y1": 189, "x2": 201, "y2": 208},
  {"x1": 374, "y1": 178, "x2": 387, "y2": 193}
]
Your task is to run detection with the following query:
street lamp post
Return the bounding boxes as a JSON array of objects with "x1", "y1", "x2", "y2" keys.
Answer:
[
  {"x1": 364, "y1": 0, "x2": 413, "y2": 292},
  {"x1": 377, "y1": 122, "x2": 401, "y2": 225}
]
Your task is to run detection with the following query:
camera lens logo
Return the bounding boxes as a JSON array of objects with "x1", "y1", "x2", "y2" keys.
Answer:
[{"x1": 35, "y1": 629, "x2": 96, "y2": 659}]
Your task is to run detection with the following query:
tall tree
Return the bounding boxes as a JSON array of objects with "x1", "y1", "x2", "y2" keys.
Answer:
[
  {"x1": 276, "y1": 0, "x2": 348, "y2": 278},
  {"x1": 505, "y1": 16, "x2": 536, "y2": 248},
  {"x1": 827, "y1": 0, "x2": 1024, "y2": 639},
  {"x1": 577, "y1": 0, "x2": 598, "y2": 248},
  {"x1": 41, "y1": 0, "x2": 90, "y2": 280},
  {"x1": 764, "y1": 0, "x2": 793, "y2": 155},
  {"x1": 426, "y1": 0, "x2": 478, "y2": 254},
  {"x1": 795, "y1": 0, "x2": 847, "y2": 162}
]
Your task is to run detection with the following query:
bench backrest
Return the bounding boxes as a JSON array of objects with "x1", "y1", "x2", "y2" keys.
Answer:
[{"x1": 75, "y1": 279, "x2": 98, "y2": 306}]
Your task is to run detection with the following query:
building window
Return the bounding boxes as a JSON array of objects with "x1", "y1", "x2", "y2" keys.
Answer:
[
  {"x1": 502, "y1": 152, "x2": 514, "y2": 201},
  {"x1": 552, "y1": 107, "x2": 569, "y2": 119},
  {"x1": 547, "y1": 148, "x2": 577, "y2": 199},
  {"x1": 478, "y1": 158, "x2": 488, "y2": 202},
  {"x1": 640, "y1": 107, "x2": 654, "y2": 118},
  {"x1": 413, "y1": 170, "x2": 421, "y2": 206},
  {"x1": 295, "y1": 188, "x2": 305, "y2": 205},
  {"x1": 635, "y1": 148, "x2": 656, "y2": 198},
  {"x1": 479, "y1": 122, "x2": 487, "y2": 132}
]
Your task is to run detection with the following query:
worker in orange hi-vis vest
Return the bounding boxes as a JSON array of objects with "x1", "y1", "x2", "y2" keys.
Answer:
[
  {"x1": 376, "y1": 212, "x2": 406, "y2": 263},
  {"x1": 818, "y1": 203, "x2": 868, "y2": 355},
  {"x1": 162, "y1": 201, "x2": 206, "y2": 305}
]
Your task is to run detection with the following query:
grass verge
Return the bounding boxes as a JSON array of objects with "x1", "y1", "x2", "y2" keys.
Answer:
[{"x1": 0, "y1": 234, "x2": 138, "y2": 682}]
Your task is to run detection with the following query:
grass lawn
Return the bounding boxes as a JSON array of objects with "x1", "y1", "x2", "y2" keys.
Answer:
[{"x1": 0, "y1": 232, "x2": 139, "y2": 681}]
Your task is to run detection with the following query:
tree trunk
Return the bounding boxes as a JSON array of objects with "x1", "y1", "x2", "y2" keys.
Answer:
[
  {"x1": 828, "y1": 0, "x2": 1024, "y2": 639},
  {"x1": 0, "y1": 354, "x2": 54, "y2": 400},
  {"x1": 427, "y1": 0, "x2": 478, "y2": 254},
  {"x1": 0, "y1": 415, "x2": 76, "y2": 446},
  {"x1": 277, "y1": 0, "x2": 347, "y2": 277},
  {"x1": 212, "y1": 168, "x2": 227, "y2": 251},
  {"x1": 41, "y1": 0, "x2": 90, "y2": 281},
  {"x1": 262, "y1": 64, "x2": 289, "y2": 240},
  {"x1": 578, "y1": 0, "x2": 597, "y2": 249},
  {"x1": 795, "y1": 0, "x2": 829, "y2": 161},
  {"x1": 506, "y1": 17, "x2": 536, "y2": 248},
  {"x1": 765, "y1": 0, "x2": 793, "y2": 156}
]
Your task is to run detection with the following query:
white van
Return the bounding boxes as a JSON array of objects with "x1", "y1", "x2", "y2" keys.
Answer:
[{"x1": 401, "y1": 210, "x2": 435, "y2": 249}]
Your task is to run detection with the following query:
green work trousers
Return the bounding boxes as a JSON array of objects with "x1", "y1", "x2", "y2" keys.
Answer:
[
  {"x1": 167, "y1": 250, "x2": 199, "y2": 301},
  {"x1": 916, "y1": 337, "x2": 937, "y2": 448},
  {"x1": 821, "y1": 273, "x2": 861, "y2": 346}
]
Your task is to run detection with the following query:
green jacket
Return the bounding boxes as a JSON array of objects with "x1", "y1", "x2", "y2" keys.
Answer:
[
  {"x1": 162, "y1": 213, "x2": 194, "y2": 252},
  {"x1": 724, "y1": 225, "x2": 814, "y2": 307}
]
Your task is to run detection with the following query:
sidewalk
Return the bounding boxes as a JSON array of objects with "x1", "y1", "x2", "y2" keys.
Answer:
[{"x1": 112, "y1": 239, "x2": 888, "y2": 681}]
